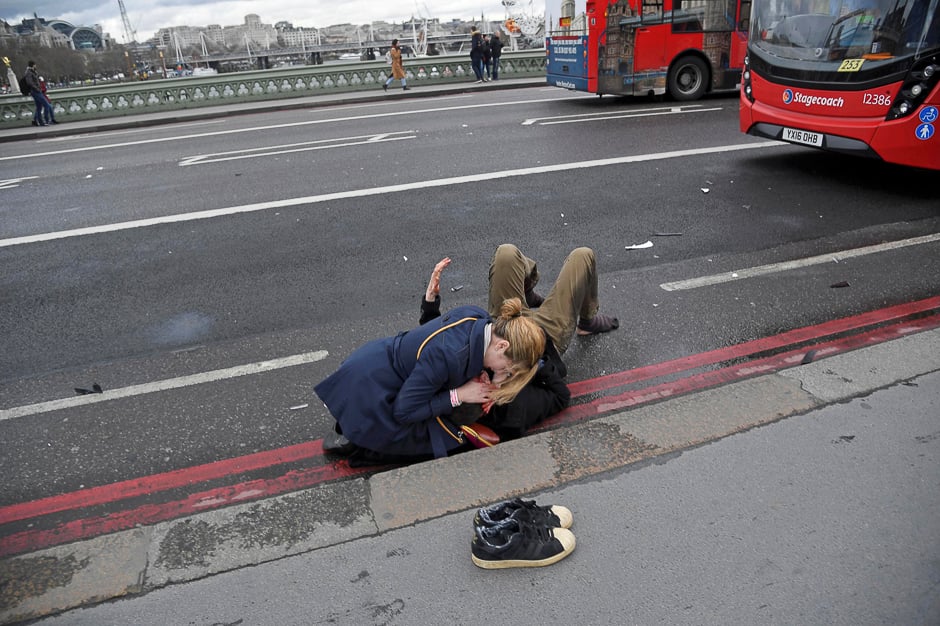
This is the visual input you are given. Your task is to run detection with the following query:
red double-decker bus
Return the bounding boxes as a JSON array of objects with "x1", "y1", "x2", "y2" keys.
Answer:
[
  {"x1": 740, "y1": 0, "x2": 940, "y2": 170},
  {"x1": 546, "y1": 0, "x2": 750, "y2": 100}
]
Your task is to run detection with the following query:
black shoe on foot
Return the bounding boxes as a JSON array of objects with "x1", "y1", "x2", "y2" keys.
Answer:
[
  {"x1": 402, "y1": 86, "x2": 410, "y2": 90},
  {"x1": 31, "y1": 120, "x2": 39, "y2": 126},
  {"x1": 475, "y1": 498, "x2": 573, "y2": 529},
  {"x1": 471, "y1": 519, "x2": 576, "y2": 569},
  {"x1": 524, "y1": 290, "x2": 544, "y2": 308},
  {"x1": 577, "y1": 313, "x2": 619, "y2": 335},
  {"x1": 382, "y1": 83, "x2": 388, "y2": 92}
]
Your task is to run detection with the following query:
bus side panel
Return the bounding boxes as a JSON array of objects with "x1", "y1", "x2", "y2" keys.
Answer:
[{"x1": 546, "y1": 35, "x2": 592, "y2": 92}]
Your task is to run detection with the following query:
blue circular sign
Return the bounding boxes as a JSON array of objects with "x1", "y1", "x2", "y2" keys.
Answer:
[
  {"x1": 919, "y1": 106, "x2": 938, "y2": 124},
  {"x1": 782, "y1": 89, "x2": 794, "y2": 104},
  {"x1": 915, "y1": 123, "x2": 935, "y2": 141}
]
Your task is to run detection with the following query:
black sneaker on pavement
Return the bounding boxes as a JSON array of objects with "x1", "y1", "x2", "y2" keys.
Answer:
[
  {"x1": 474, "y1": 498, "x2": 573, "y2": 529},
  {"x1": 471, "y1": 519, "x2": 576, "y2": 569}
]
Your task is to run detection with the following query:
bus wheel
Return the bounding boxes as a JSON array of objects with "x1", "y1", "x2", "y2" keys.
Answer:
[{"x1": 668, "y1": 56, "x2": 708, "y2": 101}]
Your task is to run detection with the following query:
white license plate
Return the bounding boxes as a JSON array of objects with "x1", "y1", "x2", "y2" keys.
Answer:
[{"x1": 783, "y1": 127, "x2": 824, "y2": 147}]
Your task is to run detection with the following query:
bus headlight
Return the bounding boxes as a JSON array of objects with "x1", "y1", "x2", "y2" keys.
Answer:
[
  {"x1": 742, "y1": 55, "x2": 754, "y2": 102},
  {"x1": 887, "y1": 57, "x2": 940, "y2": 120}
]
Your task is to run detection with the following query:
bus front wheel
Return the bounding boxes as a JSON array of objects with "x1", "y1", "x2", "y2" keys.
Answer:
[{"x1": 668, "y1": 56, "x2": 708, "y2": 101}]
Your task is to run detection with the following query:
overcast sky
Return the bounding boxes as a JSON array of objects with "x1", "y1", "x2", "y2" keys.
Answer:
[{"x1": 2, "y1": 1, "x2": 549, "y2": 43}]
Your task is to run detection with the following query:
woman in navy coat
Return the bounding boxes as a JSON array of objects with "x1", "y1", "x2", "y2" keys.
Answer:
[{"x1": 315, "y1": 298, "x2": 544, "y2": 459}]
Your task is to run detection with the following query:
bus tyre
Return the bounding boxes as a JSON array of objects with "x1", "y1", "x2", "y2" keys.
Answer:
[{"x1": 668, "y1": 56, "x2": 708, "y2": 101}]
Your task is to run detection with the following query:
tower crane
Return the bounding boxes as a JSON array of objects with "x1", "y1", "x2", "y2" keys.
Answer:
[{"x1": 117, "y1": 0, "x2": 137, "y2": 44}]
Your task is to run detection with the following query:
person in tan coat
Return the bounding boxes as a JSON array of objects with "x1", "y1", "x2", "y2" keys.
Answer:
[{"x1": 383, "y1": 39, "x2": 410, "y2": 91}]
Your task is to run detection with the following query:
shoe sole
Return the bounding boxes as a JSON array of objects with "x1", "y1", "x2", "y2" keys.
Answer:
[{"x1": 471, "y1": 531, "x2": 576, "y2": 569}]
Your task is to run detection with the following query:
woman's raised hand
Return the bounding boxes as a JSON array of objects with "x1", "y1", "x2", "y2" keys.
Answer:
[{"x1": 425, "y1": 257, "x2": 451, "y2": 302}]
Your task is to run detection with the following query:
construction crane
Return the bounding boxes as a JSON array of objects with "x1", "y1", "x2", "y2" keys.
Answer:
[{"x1": 117, "y1": 0, "x2": 137, "y2": 44}]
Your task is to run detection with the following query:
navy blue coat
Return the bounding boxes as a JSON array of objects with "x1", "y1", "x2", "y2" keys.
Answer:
[{"x1": 314, "y1": 305, "x2": 490, "y2": 458}]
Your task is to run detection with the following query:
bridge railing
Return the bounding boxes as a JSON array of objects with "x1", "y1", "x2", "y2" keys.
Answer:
[{"x1": 0, "y1": 50, "x2": 545, "y2": 127}]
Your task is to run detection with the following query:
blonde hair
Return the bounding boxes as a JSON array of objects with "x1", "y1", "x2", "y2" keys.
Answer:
[{"x1": 489, "y1": 298, "x2": 545, "y2": 405}]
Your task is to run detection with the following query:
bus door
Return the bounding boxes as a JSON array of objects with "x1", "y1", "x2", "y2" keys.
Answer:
[{"x1": 633, "y1": 0, "x2": 669, "y2": 95}]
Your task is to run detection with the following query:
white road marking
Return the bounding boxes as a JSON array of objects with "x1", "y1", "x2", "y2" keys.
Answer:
[
  {"x1": 0, "y1": 350, "x2": 329, "y2": 422},
  {"x1": 0, "y1": 95, "x2": 595, "y2": 162},
  {"x1": 0, "y1": 176, "x2": 39, "y2": 190},
  {"x1": 0, "y1": 141, "x2": 781, "y2": 249},
  {"x1": 178, "y1": 131, "x2": 417, "y2": 166},
  {"x1": 659, "y1": 233, "x2": 940, "y2": 291},
  {"x1": 522, "y1": 104, "x2": 710, "y2": 125},
  {"x1": 536, "y1": 107, "x2": 723, "y2": 125}
]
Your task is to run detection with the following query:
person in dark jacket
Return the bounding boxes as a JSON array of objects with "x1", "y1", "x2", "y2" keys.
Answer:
[
  {"x1": 469, "y1": 28, "x2": 485, "y2": 82},
  {"x1": 490, "y1": 32, "x2": 505, "y2": 80},
  {"x1": 316, "y1": 297, "x2": 545, "y2": 461},
  {"x1": 420, "y1": 257, "x2": 571, "y2": 442},
  {"x1": 23, "y1": 61, "x2": 47, "y2": 127}
]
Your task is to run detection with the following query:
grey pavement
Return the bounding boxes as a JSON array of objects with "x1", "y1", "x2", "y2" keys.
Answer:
[
  {"x1": 0, "y1": 77, "x2": 544, "y2": 144},
  {"x1": 5, "y1": 326, "x2": 940, "y2": 625}
]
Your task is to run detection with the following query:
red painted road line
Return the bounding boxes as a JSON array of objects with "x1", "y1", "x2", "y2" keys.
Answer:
[
  {"x1": 546, "y1": 315, "x2": 940, "y2": 426},
  {"x1": 1, "y1": 314, "x2": 937, "y2": 559},
  {"x1": 1, "y1": 296, "x2": 937, "y2": 533},
  {"x1": 0, "y1": 439, "x2": 327, "y2": 526},
  {"x1": 0, "y1": 459, "x2": 372, "y2": 559},
  {"x1": 567, "y1": 294, "x2": 940, "y2": 397}
]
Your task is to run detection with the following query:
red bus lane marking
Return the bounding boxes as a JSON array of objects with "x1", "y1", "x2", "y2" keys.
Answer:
[
  {"x1": 0, "y1": 461, "x2": 373, "y2": 559},
  {"x1": 545, "y1": 315, "x2": 940, "y2": 426},
  {"x1": 1, "y1": 297, "x2": 938, "y2": 557},
  {"x1": 567, "y1": 294, "x2": 940, "y2": 397},
  {"x1": 0, "y1": 440, "x2": 328, "y2": 526}
]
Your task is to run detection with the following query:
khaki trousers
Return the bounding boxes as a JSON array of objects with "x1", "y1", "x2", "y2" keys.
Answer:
[{"x1": 488, "y1": 244, "x2": 599, "y2": 355}]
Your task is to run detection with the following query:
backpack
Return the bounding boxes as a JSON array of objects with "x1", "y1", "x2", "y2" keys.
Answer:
[{"x1": 18, "y1": 74, "x2": 30, "y2": 96}]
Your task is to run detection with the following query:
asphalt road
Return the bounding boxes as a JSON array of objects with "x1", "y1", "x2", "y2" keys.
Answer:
[{"x1": 1, "y1": 85, "x2": 938, "y2": 522}]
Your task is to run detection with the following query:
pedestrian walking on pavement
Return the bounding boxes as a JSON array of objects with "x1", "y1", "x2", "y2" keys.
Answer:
[{"x1": 383, "y1": 39, "x2": 410, "y2": 91}]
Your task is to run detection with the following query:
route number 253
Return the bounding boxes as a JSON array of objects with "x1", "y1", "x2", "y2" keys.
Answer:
[{"x1": 838, "y1": 59, "x2": 865, "y2": 72}]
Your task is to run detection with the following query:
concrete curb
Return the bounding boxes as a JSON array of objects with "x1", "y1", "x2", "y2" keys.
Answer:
[{"x1": 3, "y1": 327, "x2": 939, "y2": 624}]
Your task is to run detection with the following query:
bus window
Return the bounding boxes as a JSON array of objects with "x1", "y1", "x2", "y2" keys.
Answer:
[
  {"x1": 673, "y1": 0, "x2": 705, "y2": 31},
  {"x1": 674, "y1": 0, "x2": 739, "y2": 32}
]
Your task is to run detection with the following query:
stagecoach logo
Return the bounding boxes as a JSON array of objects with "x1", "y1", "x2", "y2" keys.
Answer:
[{"x1": 782, "y1": 88, "x2": 845, "y2": 108}]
